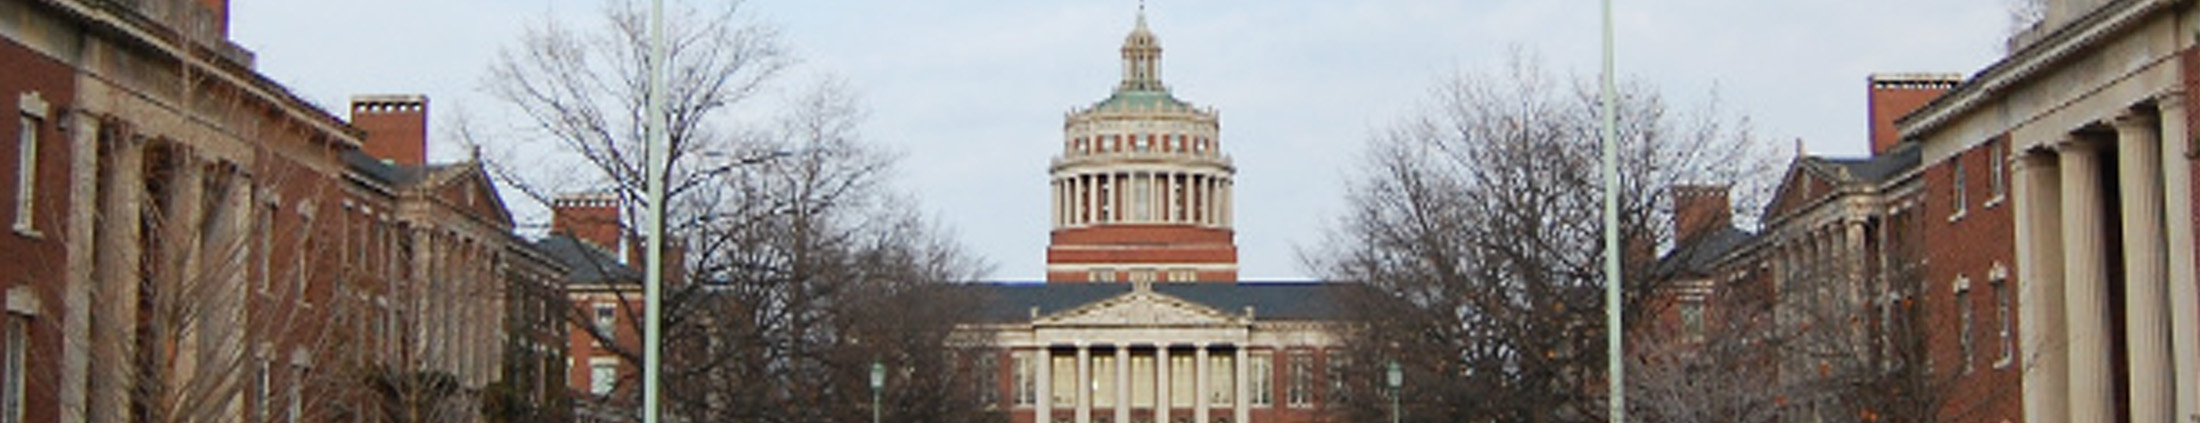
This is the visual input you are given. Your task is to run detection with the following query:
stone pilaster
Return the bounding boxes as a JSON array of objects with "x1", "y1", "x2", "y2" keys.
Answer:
[{"x1": 2060, "y1": 139, "x2": 2115, "y2": 423}]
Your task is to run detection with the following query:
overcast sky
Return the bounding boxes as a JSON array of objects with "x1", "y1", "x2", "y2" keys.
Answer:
[{"x1": 230, "y1": 0, "x2": 2012, "y2": 281}]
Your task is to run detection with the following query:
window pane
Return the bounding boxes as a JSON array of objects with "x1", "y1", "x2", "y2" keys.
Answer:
[
  {"x1": 1132, "y1": 355, "x2": 1154, "y2": 407},
  {"x1": 1094, "y1": 356, "x2": 1115, "y2": 407}
]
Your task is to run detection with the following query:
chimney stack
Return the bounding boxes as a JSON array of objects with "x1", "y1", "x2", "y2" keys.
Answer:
[
  {"x1": 1867, "y1": 74, "x2": 1961, "y2": 156},
  {"x1": 1672, "y1": 185, "x2": 1732, "y2": 244},
  {"x1": 196, "y1": 0, "x2": 229, "y2": 38},
  {"x1": 551, "y1": 193, "x2": 624, "y2": 254},
  {"x1": 350, "y1": 95, "x2": 429, "y2": 166}
]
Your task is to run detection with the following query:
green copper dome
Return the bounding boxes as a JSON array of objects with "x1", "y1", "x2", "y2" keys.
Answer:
[{"x1": 1091, "y1": 89, "x2": 1195, "y2": 113}]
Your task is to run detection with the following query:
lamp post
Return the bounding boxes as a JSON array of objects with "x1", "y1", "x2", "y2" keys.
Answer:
[
  {"x1": 871, "y1": 360, "x2": 886, "y2": 423},
  {"x1": 1386, "y1": 360, "x2": 1402, "y2": 423}
]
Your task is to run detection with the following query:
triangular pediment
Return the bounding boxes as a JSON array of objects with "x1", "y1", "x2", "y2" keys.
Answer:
[
  {"x1": 1034, "y1": 288, "x2": 1242, "y2": 327},
  {"x1": 1764, "y1": 159, "x2": 1836, "y2": 221},
  {"x1": 423, "y1": 164, "x2": 515, "y2": 228}
]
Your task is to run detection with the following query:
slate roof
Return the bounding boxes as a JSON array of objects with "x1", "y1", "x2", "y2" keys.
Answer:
[
  {"x1": 1805, "y1": 142, "x2": 1920, "y2": 185},
  {"x1": 534, "y1": 234, "x2": 640, "y2": 285},
  {"x1": 1652, "y1": 226, "x2": 1756, "y2": 279},
  {"x1": 342, "y1": 150, "x2": 422, "y2": 185},
  {"x1": 965, "y1": 281, "x2": 1344, "y2": 323}
]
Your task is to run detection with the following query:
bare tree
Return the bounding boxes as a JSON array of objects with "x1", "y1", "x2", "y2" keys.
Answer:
[
  {"x1": 1307, "y1": 56, "x2": 1773, "y2": 423},
  {"x1": 474, "y1": 1, "x2": 997, "y2": 421}
]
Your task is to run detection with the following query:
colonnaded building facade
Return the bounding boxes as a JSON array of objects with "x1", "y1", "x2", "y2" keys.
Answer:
[{"x1": 962, "y1": 11, "x2": 1347, "y2": 423}]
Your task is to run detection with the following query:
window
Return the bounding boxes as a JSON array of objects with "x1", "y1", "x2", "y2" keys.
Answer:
[
  {"x1": 1130, "y1": 355, "x2": 1155, "y2": 408},
  {"x1": 1955, "y1": 278, "x2": 1975, "y2": 371},
  {"x1": 1014, "y1": 352, "x2": 1036, "y2": 406},
  {"x1": 1286, "y1": 352, "x2": 1313, "y2": 407},
  {"x1": 1170, "y1": 354, "x2": 1195, "y2": 407},
  {"x1": 1091, "y1": 269, "x2": 1116, "y2": 283},
  {"x1": 1132, "y1": 178, "x2": 1150, "y2": 221},
  {"x1": 1052, "y1": 355, "x2": 1076, "y2": 407},
  {"x1": 1680, "y1": 301, "x2": 1705, "y2": 341},
  {"x1": 1950, "y1": 157, "x2": 1968, "y2": 219},
  {"x1": 1208, "y1": 354, "x2": 1233, "y2": 405},
  {"x1": 975, "y1": 353, "x2": 999, "y2": 406},
  {"x1": 286, "y1": 363, "x2": 305, "y2": 423},
  {"x1": 1249, "y1": 352, "x2": 1272, "y2": 406},
  {"x1": 1167, "y1": 135, "x2": 1182, "y2": 152},
  {"x1": 1134, "y1": 135, "x2": 1151, "y2": 152},
  {"x1": 1168, "y1": 269, "x2": 1196, "y2": 282},
  {"x1": 1325, "y1": 353, "x2": 1349, "y2": 403},
  {"x1": 1988, "y1": 140, "x2": 2006, "y2": 203},
  {"x1": 1130, "y1": 269, "x2": 1155, "y2": 283},
  {"x1": 589, "y1": 359, "x2": 618, "y2": 395},
  {"x1": 254, "y1": 357, "x2": 271, "y2": 422},
  {"x1": 14, "y1": 92, "x2": 47, "y2": 237},
  {"x1": 3, "y1": 314, "x2": 25, "y2": 423},
  {"x1": 1994, "y1": 274, "x2": 2014, "y2": 366},
  {"x1": 593, "y1": 303, "x2": 617, "y2": 340},
  {"x1": 1093, "y1": 355, "x2": 1115, "y2": 407}
]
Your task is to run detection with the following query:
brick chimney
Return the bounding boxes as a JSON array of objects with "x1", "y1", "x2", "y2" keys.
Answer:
[
  {"x1": 1672, "y1": 185, "x2": 1732, "y2": 244},
  {"x1": 1867, "y1": 74, "x2": 1960, "y2": 156},
  {"x1": 195, "y1": 0, "x2": 229, "y2": 38},
  {"x1": 350, "y1": 95, "x2": 429, "y2": 166},
  {"x1": 551, "y1": 193, "x2": 624, "y2": 254}
]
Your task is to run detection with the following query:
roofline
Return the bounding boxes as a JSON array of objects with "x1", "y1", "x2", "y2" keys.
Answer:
[{"x1": 1896, "y1": 0, "x2": 2176, "y2": 141}]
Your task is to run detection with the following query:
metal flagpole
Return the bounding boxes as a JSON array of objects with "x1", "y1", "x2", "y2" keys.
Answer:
[
  {"x1": 643, "y1": 0, "x2": 668, "y2": 422},
  {"x1": 1599, "y1": 0, "x2": 1625, "y2": 422}
]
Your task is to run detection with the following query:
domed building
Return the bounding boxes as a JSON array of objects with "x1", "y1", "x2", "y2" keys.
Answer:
[
  {"x1": 1047, "y1": 11, "x2": 1239, "y2": 283},
  {"x1": 963, "y1": 10, "x2": 1343, "y2": 423}
]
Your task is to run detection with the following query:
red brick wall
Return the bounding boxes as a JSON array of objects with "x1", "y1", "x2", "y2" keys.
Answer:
[
  {"x1": 0, "y1": 33, "x2": 76, "y2": 423},
  {"x1": 1918, "y1": 138, "x2": 2024, "y2": 423}
]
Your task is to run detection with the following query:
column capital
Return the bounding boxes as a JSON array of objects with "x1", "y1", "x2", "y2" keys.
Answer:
[
  {"x1": 2055, "y1": 137, "x2": 2103, "y2": 154},
  {"x1": 2157, "y1": 90, "x2": 2187, "y2": 110},
  {"x1": 2113, "y1": 111, "x2": 2160, "y2": 131}
]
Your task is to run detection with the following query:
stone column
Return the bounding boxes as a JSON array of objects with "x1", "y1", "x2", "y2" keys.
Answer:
[
  {"x1": 1156, "y1": 346, "x2": 1171, "y2": 423},
  {"x1": 1077, "y1": 345, "x2": 1092, "y2": 423},
  {"x1": 2014, "y1": 151, "x2": 2070, "y2": 423},
  {"x1": 1037, "y1": 347, "x2": 1054, "y2": 423},
  {"x1": 1234, "y1": 346, "x2": 1250, "y2": 423},
  {"x1": 1117, "y1": 346, "x2": 1131, "y2": 423},
  {"x1": 2157, "y1": 91, "x2": 2200, "y2": 423},
  {"x1": 2060, "y1": 139, "x2": 2115, "y2": 423},
  {"x1": 88, "y1": 129, "x2": 146, "y2": 423},
  {"x1": 2116, "y1": 112, "x2": 2175, "y2": 423},
  {"x1": 1195, "y1": 344, "x2": 1210, "y2": 423}
]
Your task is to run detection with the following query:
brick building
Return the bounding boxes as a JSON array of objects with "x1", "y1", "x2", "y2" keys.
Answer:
[
  {"x1": 1898, "y1": 0, "x2": 2200, "y2": 421},
  {"x1": 963, "y1": 10, "x2": 1346, "y2": 423},
  {"x1": 0, "y1": 1, "x2": 569, "y2": 422}
]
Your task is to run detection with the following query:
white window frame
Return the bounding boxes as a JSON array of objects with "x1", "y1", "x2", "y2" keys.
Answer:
[
  {"x1": 1992, "y1": 265, "x2": 2015, "y2": 369},
  {"x1": 1254, "y1": 353, "x2": 1278, "y2": 407},
  {"x1": 589, "y1": 358, "x2": 618, "y2": 396},
  {"x1": 1954, "y1": 276, "x2": 1974, "y2": 372},
  {"x1": 13, "y1": 92, "x2": 47, "y2": 238},
  {"x1": 1948, "y1": 157, "x2": 1968, "y2": 222},
  {"x1": 1986, "y1": 140, "x2": 2007, "y2": 207},
  {"x1": 1285, "y1": 351, "x2": 1313, "y2": 408},
  {"x1": 2, "y1": 314, "x2": 25, "y2": 423},
  {"x1": 1013, "y1": 352, "x2": 1035, "y2": 406}
]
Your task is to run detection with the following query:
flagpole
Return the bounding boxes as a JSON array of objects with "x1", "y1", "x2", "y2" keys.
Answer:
[
  {"x1": 642, "y1": 0, "x2": 668, "y2": 422},
  {"x1": 1600, "y1": 0, "x2": 1625, "y2": 422}
]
